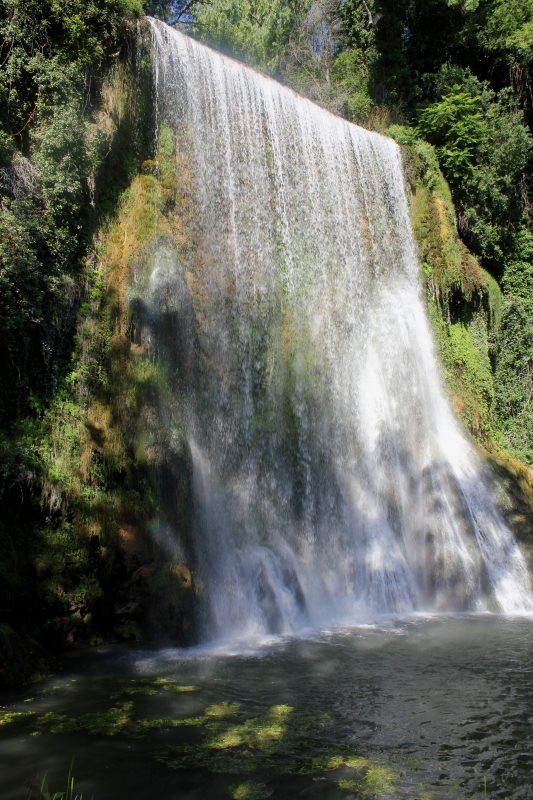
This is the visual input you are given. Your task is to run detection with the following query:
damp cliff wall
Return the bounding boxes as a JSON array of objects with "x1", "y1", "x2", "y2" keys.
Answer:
[{"x1": 1, "y1": 15, "x2": 532, "y2": 686}]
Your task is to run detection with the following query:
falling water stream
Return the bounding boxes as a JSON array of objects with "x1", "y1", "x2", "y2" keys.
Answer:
[{"x1": 147, "y1": 20, "x2": 532, "y2": 640}]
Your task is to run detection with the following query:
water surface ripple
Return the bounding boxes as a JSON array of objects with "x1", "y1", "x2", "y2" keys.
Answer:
[{"x1": 1, "y1": 618, "x2": 532, "y2": 799}]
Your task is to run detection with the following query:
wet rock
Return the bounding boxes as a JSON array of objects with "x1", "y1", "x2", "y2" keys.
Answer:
[
  {"x1": 113, "y1": 619, "x2": 143, "y2": 641},
  {"x1": 118, "y1": 524, "x2": 152, "y2": 568},
  {"x1": 134, "y1": 563, "x2": 157, "y2": 580},
  {"x1": 145, "y1": 561, "x2": 195, "y2": 643},
  {"x1": 172, "y1": 563, "x2": 192, "y2": 588},
  {"x1": 0, "y1": 624, "x2": 57, "y2": 689}
]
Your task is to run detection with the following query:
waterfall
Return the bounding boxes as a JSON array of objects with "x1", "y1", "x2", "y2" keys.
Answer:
[{"x1": 146, "y1": 18, "x2": 533, "y2": 641}]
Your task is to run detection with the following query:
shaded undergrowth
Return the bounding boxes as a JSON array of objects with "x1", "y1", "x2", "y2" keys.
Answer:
[{"x1": 0, "y1": 37, "x2": 197, "y2": 680}]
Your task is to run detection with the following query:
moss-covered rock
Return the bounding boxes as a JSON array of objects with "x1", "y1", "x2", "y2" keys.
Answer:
[
  {"x1": 485, "y1": 452, "x2": 533, "y2": 570},
  {"x1": 0, "y1": 27, "x2": 197, "y2": 676},
  {"x1": 389, "y1": 125, "x2": 532, "y2": 556},
  {"x1": 388, "y1": 125, "x2": 503, "y2": 445}
]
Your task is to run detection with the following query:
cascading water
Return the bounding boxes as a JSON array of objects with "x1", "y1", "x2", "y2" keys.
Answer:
[{"x1": 147, "y1": 18, "x2": 533, "y2": 641}]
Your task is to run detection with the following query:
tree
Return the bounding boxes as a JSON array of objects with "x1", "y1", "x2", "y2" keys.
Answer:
[
  {"x1": 192, "y1": 0, "x2": 300, "y2": 72},
  {"x1": 418, "y1": 78, "x2": 532, "y2": 272}
]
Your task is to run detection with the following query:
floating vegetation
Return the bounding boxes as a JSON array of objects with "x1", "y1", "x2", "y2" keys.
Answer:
[
  {"x1": 337, "y1": 765, "x2": 397, "y2": 795},
  {"x1": 150, "y1": 699, "x2": 397, "y2": 796},
  {"x1": 229, "y1": 782, "x2": 272, "y2": 800},
  {"x1": 1, "y1": 680, "x2": 398, "y2": 798},
  {"x1": 152, "y1": 678, "x2": 199, "y2": 693},
  {"x1": 111, "y1": 678, "x2": 199, "y2": 699},
  {"x1": 0, "y1": 710, "x2": 36, "y2": 727},
  {"x1": 78, "y1": 701, "x2": 135, "y2": 737}
]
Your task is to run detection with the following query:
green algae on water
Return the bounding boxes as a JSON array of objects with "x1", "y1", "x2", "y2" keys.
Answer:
[{"x1": 229, "y1": 781, "x2": 273, "y2": 799}]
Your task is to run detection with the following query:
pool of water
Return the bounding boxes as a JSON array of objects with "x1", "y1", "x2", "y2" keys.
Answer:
[{"x1": 1, "y1": 616, "x2": 532, "y2": 799}]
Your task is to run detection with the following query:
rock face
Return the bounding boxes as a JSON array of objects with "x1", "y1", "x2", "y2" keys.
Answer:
[
  {"x1": 485, "y1": 454, "x2": 533, "y2": 573},
  {"x1": 0, "y1": 41, "x2": 198, "y2": 676},
  {"x1": 0, "y1": 625, "x2": 57, "y2": 689}
]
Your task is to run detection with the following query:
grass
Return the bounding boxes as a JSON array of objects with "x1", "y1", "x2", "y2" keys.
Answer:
[{"x1": 26, "y1": 763, "x2": 87, "y2": 800}]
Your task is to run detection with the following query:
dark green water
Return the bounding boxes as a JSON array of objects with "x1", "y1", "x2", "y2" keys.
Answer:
[{"x1": 1, "y1": 617, "x2": 532, "y2": 799}]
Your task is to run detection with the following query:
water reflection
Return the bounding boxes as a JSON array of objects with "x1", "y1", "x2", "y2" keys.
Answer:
[{"x1": 1, "y1": 617, "x2": 532, "y2": 799}]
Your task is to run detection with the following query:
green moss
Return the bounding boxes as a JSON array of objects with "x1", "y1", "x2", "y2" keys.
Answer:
[
  {"x1": 482, "y1": 268, "x2": 504, "y2": 332},
  {"x1": 427, "y1": 298, "x2": 494, "y2": 439},
  {"x1": 206, "y1": 708, "x2": 289, "y2": 751},
  {"x1": 0, "y1": 41, "x2": 173, "y2": 655},
  {"x1": 229, "y1": 782, "x2": 272, "y2": 800},
  {"x1": 34, "y1": 712, "x2": 75, "y2": 735},
  {"x1": 340, "y1": 764, "x2": 397, "y2": 795},
  {"x1": 152, "y1": 678, "x2": 199, "y2": 693},
  {"x1": 390, "y1": 125, "x2": 533, "y2": 473},
  {"x1": 407, "y1": 151, "x2": 472, "y2": 299},
  {"x1": 4, "y1": 84, "x2": 195, "y2": 649},
  {"x1": 0, "y1": 711, "x2": 36, "y2": 727},
  {"x1": 156, "y1": 124, "x2": 178, "y2": 198},
  {"x1": 111, "y1": 685, "x2": 158, "y2": 698},
  {"x1": 83, "y1": 702, "x2": 135, "y2": 736},
  {"x1": 387, "y1": 126, "x2": 503, "y2": 446}
]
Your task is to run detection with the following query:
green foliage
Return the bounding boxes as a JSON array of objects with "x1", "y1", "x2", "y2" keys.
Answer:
[
  {"x1": 0, "y1": 183, "x2": 81, "y2": 426},
  {"x1": 341, "y1": 0, "x2": 411, "y2": 110},
  {"x1": 0, "y1": 0, "x2": 145, "y2": 424},
  {"x1": 0, "y1": 113, "x2": 193, "y2": 654},
  {"x1": 34, "y1": 106, "x2": 90, "y2": 261},
  {"x1": 431, "y1": 302, "x2": 495, "y2": 439},
  {"x1": 493, "y1": 227, "x2": 533, "y2": 462},
  {"x1": 406, "y1": 72, "x2": 531, "y2": 461},
  {"x1": 0, "y1": 1, "x2": 173, "y2": 655},
  {"x1": 193, "y1": 0, "x2": 298, "y2": 72},
  {"x1": 0, "y1": 0, "x2": 531, "y2": 664},
  {"x1": 0, "y1": 128, "x2": 13, "y2": 164},
  {"x1": 146, "y1": 0, "x2": 175, "y2": 17},
  {"x1": 0, "y1": 0, "x2": 142, "y2": 131},
  {"x1": 493, "y1": 297, "x2": 533, "y2": 463},
  {"x1": 501, "y1": 225, "x2": 533, "y2": 302},
  {"x1": 28, "y1": 762, "x2": 86, "y2": 800},
  {"x1": 460, "y1": 0, "x2": 533, "y2": 115},
  {"x1": 398, "y1": 121, "x2": 530, "y2": 460},
  {"x1": 331, "y1": 49, "x2": 372, "y2": 121},
  {"x1": 417, "y1": 87, "x2": 483, "y2": 181},
  {"x1": 417, "y1": 77, "x2": 532, "y2": 273}
]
